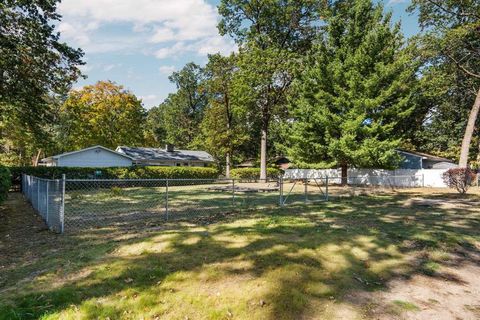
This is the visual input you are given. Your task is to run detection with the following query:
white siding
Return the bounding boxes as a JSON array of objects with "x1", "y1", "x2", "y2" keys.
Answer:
[
  {"x1": 284, "y1": 168, "x2": 449, "y2": 188},
  {"x1": 57, "y1": 147, "x2": 132, "y2": 167}
]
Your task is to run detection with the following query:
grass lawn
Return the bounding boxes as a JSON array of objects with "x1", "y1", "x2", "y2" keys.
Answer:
[{"x1": 0, "y1": 189, "x2": 479, "y2": 319}]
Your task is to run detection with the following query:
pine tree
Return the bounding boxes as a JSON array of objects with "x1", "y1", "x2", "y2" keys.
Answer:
[{"x1": 286, "y1": 0, "x2": 418, "y2": 184}]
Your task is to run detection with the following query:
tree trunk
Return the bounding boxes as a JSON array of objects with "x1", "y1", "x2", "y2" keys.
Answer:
[
  {"x1": 341, "y1": 163, "x2": 348, "y2": 186},
  {"x1": 259, "y1": 128, "x2": 268, "y2": 181},
  {"x1": 225, "y1": 152, "x2": 231, "y2": 178},
  {"x1": 459, "y1": 87, "x2": 480, "y2": 168},
  {"x1": 32, "y1": 149, "x2": 42, "y2": 167}
]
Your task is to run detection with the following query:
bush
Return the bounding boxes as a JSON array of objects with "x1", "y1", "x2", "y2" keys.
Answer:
[
  {"x1": 9, "y1": 166, "x2": 219, "y2": 188},
  {"x1": 230, "y1": 167, "x2": 283, "y2": 180},
  {"x1": 442, "y1": 168, "x2": 476, "y2": 194},
  {"x1": 0, "y1": 166, "x2": 11, "y2": 203}
]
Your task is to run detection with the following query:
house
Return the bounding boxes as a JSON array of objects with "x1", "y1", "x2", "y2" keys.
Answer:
[
  {"x1": 397, "y1": 149, "x2": 457, "y2": 169},
  {"x1": 116, "y1": 145, "x2": 214, "y2": 167},
  {"x1": 39, "y1": 145, "x2": 133, "y2": 167}
]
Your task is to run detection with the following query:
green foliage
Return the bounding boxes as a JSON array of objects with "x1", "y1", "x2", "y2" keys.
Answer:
[
  {"x1": 0, "y1": 0, "x2": 83, "y2": 126},
  {"x1": 9, "y1": 166, "x2": 219, "y2": 188},
  {"x1": 0, "y1": 1, "x2": 83, "y2": 166},
  {"x1": 230, "y1": 168, "x2": 282, "y2": 180},
  {"x1": 58, "y1": 81, "x2": 147, "y2": 150},
  {"x1": 198, "y1": 53, "x2": 249, "y2": 172},
  {"x1": 408, "y1": 0, "x2": 480, "y2": 165},
  {"x1": 285, "y1": 0, "x2": 418, "y2": 171},
  {"x1": 149, "y1": 63, "x2": 208, "y2": 149},
  {"x1": 0, "y1": 166, "x2": 11, "y2": 203},
  {"x1": 218, "y1": 0, "x2": 322, "y2": 51},
  {"x1": 218, "y1": 0, "x2": 322, "y2": 179}
]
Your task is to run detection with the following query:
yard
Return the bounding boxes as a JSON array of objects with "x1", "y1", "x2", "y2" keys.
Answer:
[{"x1": 0, "y1": 188, "x2": 479, "y2": 319}]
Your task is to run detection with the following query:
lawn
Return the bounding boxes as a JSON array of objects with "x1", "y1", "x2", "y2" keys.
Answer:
[{"x1": 0, "y1": 189, "x2": 479, "y2": 319}]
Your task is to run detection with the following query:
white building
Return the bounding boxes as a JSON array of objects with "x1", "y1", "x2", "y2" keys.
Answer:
[
  {"x1": 40, "y1": 145, "x2": 133, "y2": 167},
  {"x1": 40, "y1": 145, "x2": 215, "y2": 168}
]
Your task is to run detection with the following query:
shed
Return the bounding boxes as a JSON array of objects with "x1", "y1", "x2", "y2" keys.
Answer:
[
  {"x1": 40, "y1": 146, "x2": 133, "y2": 167},
  {"x1": 397, "y1": 149, "x2": 458, "y2": 169}
]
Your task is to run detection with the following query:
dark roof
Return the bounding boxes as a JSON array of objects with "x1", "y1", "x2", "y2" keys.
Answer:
[
  {"x1": 116, "y1": 146, "x2": 214, "y2": 162},
  {"x1": 397, "y1": 149, "x2": 454, "y2": 163}
]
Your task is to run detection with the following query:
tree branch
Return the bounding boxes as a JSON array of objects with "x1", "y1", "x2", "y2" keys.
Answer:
[{"x1": 445, "y1": 52, "x2": 480, "y2": 79}]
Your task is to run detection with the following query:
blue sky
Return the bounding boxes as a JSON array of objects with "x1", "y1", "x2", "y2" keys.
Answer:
[{"x1": 58, "y1": 0, "x2": 417, "y2": 109}]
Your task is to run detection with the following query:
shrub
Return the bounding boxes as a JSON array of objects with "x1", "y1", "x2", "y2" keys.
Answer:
[
  {"x1": 442, "y1": 168, "x2": 476, "y2": 194},
  {"x1": 0, "y1": 166, "x2": 11, "y2": 203},
  {"x1": 230, "y1": 167, "x2": 283, "y2": 180},
  {"x1": 9, "y1": 166, "x2": 219, "y2": 189}
]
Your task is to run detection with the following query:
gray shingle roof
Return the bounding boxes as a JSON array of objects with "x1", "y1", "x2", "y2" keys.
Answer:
[{"x1": 117, "y1": 146, "x2": 214, "y2": 162}]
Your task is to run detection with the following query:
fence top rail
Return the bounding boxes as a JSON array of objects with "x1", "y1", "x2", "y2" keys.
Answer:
[
  {"x1": 284, "y1": 174, "x2": 423, "y2": 179},
  {"x1": 64, "y1": 178, "x2": 279, "y2": 182},
  {"x1": 24, "y1": 175, "x2": 60, "y2": 182}
]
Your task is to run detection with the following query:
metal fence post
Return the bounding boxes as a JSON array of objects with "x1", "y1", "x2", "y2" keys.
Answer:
[
  {"x1": 45, "y1": 180, "x2": 49, "y2": 224},
  {"x1": 37, "y1": 178, "x2": 40, "y2": 211},
  {"x1": 232, "y1": 179, "x2": 235, "y2": 206},
  {"x1": 60, "y1": 174, "x2": 66, "y2": 233},
  {"x1": 304, "y1": 177, "x2": 308, "y2": 203},
  {"x1": 279, "y1": 176, "x2": 283, "y2": 206},
  {"x1": 325, "y1": 176, "x2": 329, "y2": 201},
  {"x1": 165, "y1": 179, "x2": 169, "y2": 221}
]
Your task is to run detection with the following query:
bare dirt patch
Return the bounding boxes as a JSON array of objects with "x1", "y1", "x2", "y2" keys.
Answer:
[{"x1": 370, "y1": 253, "x2": 480, "y2": 320}]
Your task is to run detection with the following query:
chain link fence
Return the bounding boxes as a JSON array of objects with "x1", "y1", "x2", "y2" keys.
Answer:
[
  {"x1": 22, "y1": 174, "x2": 424, "y2": 233},
  {"x1": 22, "y1": 175, "x2": 64, "y2": 232}
]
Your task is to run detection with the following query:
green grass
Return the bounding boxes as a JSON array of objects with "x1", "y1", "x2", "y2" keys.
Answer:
[{"x1": 0, "y1": 191, "x2": 479, "y2": 320}]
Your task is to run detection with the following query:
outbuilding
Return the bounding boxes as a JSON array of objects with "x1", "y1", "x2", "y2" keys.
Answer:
[
  {"x1": 40, "y1": 145, "x2": 133, "y2": 167},
  {"x1": 397, "y1": 149, "x2": 458, "y2": 169}
]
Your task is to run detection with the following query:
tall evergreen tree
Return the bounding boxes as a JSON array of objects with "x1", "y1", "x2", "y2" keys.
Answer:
[{"x1": 286, "y1": 0, "x2": 419, "y2": 183}]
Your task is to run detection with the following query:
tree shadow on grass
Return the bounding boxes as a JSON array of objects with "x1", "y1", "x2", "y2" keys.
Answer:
[{"x1": 1, "y1": 193, "x2": 479, "y2": 319}]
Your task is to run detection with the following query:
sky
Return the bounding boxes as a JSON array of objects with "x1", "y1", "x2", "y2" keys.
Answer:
[{"x1": 57, "y1": 0, "x2": 418, "y2": 109}]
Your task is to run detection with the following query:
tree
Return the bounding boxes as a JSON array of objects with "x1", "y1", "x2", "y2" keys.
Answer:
[
  {"x1": 199, "y1": 53, "x2": 248, "y2": 177},
  {"x1": 286, "y1": 0, "x2": 418, "y2": 184},
  {"x1": 412, "y1": 60, "x2": 478, "y2": 162},
  {"x1": 0, "y1": 0, "x2": 83, "y2": 126},
  {"x1": 218, "y1": 0, "x2": 322, "y2": 180},
  {"x1": 0, "y1": 0, "x2": 83, "y2": 165},
  {"x1": 59, "y1": 81, "x2": 146, "y2": 150},
  {"x1": 409, "y1": 0, "x2": 480, "y2": 167},
  {"x1": 156, "y1": 63, "x2": 207, "y2": 148},
  {"x1": 233, "y1": 44, "x2": 297, "y2": 178},
  {"x1": 144, "y1": 107, "x2": 168, "y2": 147}
]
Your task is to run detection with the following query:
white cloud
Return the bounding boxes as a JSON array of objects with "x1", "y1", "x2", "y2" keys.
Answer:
[
  {"x1": 159, "y1": 65, "x2": 176, "y2": 75},
  {"x1": 155, "y1": 42, "x2": 187, "y2": 59},
  {"x1": 58, "y1": 0, "x2": 235, "y2": 58},
  {"x1": 103, "y1": 63, "x2": 122, "y2": 72},
  {"x1": 78, "y1": 64, "x2": 93, "y2": 73}
]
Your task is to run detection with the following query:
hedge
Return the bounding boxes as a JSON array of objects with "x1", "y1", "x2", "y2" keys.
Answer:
[
  {"x1": 230, "y1": 167, "x2": 283, "y2": 180},
  {"x1": 0, "y1": 166, "x2": 11, "y2": 203},
  {"x1": 9, "y1": 166, "x2": 219, "y2": 188}
]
